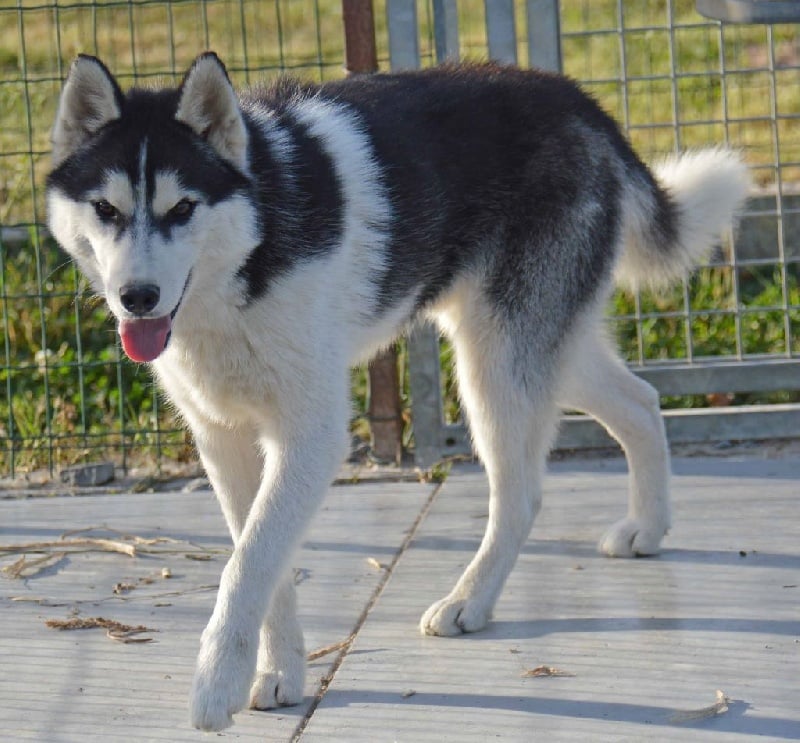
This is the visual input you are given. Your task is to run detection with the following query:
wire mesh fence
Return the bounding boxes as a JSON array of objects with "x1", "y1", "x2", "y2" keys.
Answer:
[
  {"x1": 408, "y1": 2, "x2": 800, "y2": 464},
  {"x1": 562, "y1": 3, "x2": 799, "y2": 371},
  {"x1": 1, "y1": 0, "x2": 798, "y2": 477}
]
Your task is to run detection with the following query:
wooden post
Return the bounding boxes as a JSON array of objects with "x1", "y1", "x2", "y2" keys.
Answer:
[
  {"x1": 342, "y1": 0, "x2": 378, "y2": 74},
  {"x1": 367, "y1": 347, "x2": 403, "y2": 464},
  {"x1": 342, "y1": 0, "x2": 403, "y2": 464}
]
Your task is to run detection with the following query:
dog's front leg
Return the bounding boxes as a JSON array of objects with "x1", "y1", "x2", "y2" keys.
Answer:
[
  {"x1": 188, "y1": 420, "x2": 304, "y2": 710},
  {"x1": 189, "y1": 418, "x2": 348, "y2": 732}
]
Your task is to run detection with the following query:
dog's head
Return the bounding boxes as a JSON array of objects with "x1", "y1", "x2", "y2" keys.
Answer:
[{"x1": 47, "y1": 53, "x2": 257, "y2": 362}]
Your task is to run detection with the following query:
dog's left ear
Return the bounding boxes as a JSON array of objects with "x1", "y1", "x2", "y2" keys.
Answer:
[
  {"x1": 51, "y1": 55, "x2": 124, "y2": 167},
  {"x1": 176, "y1": 53, "x2": 249, "y2": 173}
]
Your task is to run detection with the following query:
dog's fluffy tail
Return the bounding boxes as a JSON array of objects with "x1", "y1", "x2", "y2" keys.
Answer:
[{"x1": 615, "y1": 148, "x2": 750, "y2": 291}]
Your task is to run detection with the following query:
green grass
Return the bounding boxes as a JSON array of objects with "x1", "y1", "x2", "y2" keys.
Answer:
[{"x1": 1, "y1": 0, "x2": 798, "y2": 473}]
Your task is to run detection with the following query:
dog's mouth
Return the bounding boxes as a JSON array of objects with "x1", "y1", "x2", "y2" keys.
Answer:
[
  {"x1": 119, "y1": 316, "x2": 172, "y2": 363},
  {"x1": 117, "y1": 273, "x2": 191, "y2": 363}
]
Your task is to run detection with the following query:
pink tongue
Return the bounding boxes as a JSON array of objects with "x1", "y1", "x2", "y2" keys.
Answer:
[{"x1": 119, "y1": 316, "x2": 172, "y2": 362}]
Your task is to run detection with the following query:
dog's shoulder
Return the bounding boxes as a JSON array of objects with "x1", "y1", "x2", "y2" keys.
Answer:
[{"x1": 243, "y1": 76, "x2": 322, "y2": 114}]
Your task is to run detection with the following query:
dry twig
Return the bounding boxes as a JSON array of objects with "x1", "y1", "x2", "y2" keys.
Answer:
[
  {"x1": 307, "y1": 637, "x2": 352, "y2": 661},
  {"x1": 0, "y1": 537, "x2": 137, "y2": 558},
  {"x1": 106, "y1": 628, "x2": 155, "y2": 644},
  {"x1": 0, "y1": 526, "x2": 228, "y2": 563},
  {"x1": 10, "y1": 582, "x2": 219, "y2": 607},
  {"x1": 2, "y1": 552, "x2": 66, "y2": 579}
]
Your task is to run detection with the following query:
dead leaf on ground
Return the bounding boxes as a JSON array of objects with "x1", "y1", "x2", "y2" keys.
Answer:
[
  {"x1": 106, "y1": 629, "x2": 155, "y2": 644},
  {"x1": 112, "y1": 567, "x2": 173, "y2": 595},
  {"x1": 521, "y1": 665, "x2": 575, "y2": 678},
  {"x1": 366, "y1": 557, "x2": 388, "y2": 571},
  {"x1": 45, "y1": 616, "x2": 157, "y2": 643},
  {"x1": 669, "y1": 690, "x2": 730, "y2": 724},
  {"x1": 293, "y1": 567, "x2": 311, "y2": 585}
]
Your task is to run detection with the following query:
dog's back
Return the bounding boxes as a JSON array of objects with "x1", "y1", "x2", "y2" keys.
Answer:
[{"x1": 247, "y1": 65, "x2": 651, "y2": 321}]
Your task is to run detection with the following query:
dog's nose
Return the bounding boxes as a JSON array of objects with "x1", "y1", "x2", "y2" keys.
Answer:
[{"x1": 120, "y1": 283, "x2": 160, "y2": 316}]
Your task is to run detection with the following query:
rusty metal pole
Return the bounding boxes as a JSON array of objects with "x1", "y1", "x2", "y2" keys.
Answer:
[{"x1": 342, "y1": 0, "x2": 403, "y2": 464}]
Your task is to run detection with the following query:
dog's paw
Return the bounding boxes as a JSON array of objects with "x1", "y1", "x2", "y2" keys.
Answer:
[
  {"x1": 599, "y1": 517, "x2": 667, "y2": 557},
  {"x1": 420, "y1": 596, "x2": 490, "y2": 637},
  {"x1": 251, "y1": 609, "x2": 306, "y2": 710},
  {"x1": 189, "y1": 626, "x2": 257, "y2": 731},
  {"x1": 250, "y1": 668, "x2": 304, "y2": 710},
  {"x1": 190, "y1": 670, "x2": 247, "y2": 731}
]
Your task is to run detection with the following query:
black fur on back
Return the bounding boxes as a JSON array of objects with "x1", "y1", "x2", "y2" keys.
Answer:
[{"x1": 239, "y1": 63, "x2": 674, "y2": 339}]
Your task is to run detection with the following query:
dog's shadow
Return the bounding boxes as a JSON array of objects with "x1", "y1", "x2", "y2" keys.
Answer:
[
  {"x1": 314, "y1": 689, "x2": 778, "y2": 736},
  {"x1": 466, "y1": 615, "x2": 800, "y2": 641}
]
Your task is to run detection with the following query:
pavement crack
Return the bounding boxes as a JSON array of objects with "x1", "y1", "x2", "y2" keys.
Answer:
[{"x1": 291, "y1": 478, "x2": 444, "y2": 741}]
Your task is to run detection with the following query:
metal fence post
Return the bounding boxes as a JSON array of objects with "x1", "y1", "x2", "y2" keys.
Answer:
[
  {"x1": 407, "y1": 326, "x2": 448, "y2": 467},
  {"x1": 526, "y1": 0, "x2": 562, "y2": 72},
  {"x1": 386, "y1": 0, "x2": 420, "y2": 71},
  {"x1": 485, "y1": 0, "x2": 518, "y2": 64},
  {"x1": 433, "y1": 0, "x2": 460, "y2": 62},
  {"x1": 386, "y1": 0, "x2": 457, "y2": 467}
]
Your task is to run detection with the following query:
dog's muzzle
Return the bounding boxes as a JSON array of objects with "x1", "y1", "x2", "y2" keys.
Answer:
[{"x1": 116, "y1": 274, "x2": 191, "y2": 363}]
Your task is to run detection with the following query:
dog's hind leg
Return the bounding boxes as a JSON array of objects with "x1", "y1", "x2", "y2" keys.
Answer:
[
  {"x1": 421, "y1": 294, "x2": 560, "y2": 636},
  {"x1": 556, "y1": 325, "x2": 671, "y2": 557}
]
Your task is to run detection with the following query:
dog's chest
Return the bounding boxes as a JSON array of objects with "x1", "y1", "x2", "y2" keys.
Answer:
[{"x1": 154, "y1": 337, "x2": 275, "y2": 426}]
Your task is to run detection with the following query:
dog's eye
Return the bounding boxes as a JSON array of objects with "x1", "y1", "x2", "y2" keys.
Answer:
[
  {"x1": 93, "y1": 199, "x2": 120, "y2": 223},
  {"x1": 167, "y1": 198, "x2": 197, "y2": 223}
]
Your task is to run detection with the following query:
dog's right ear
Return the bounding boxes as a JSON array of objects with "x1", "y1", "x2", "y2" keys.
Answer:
[
  {"x1": 175, "y1": 53, "x2": 249, "y2": 174},
  {"x1": 51, "y1": 55, "x2": 124, "y2": 167}
]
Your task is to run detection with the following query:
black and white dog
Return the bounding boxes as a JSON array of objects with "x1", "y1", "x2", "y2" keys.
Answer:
[{"x1": 47, "y1": 53, "x2": 749, "y2": 730}]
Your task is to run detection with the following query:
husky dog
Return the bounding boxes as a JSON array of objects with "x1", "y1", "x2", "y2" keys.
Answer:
[{"x1": 47, "y1": 53, "x2": 748, "y2": 730}]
